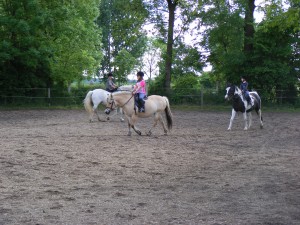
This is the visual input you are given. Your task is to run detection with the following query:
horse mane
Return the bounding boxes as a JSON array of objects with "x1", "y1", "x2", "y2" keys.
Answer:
[{"x1": 112, "y1": 91, "x2": 132, "y2": 96}]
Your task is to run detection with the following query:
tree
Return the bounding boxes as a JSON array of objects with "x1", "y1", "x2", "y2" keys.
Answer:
[
  {"x1": 172, "y1": 41, "x2": 204, "y2": 78},
  {"x1": 248, "y1": 1, "x2": 300, "y2": 102},
  {"x1": 43, "y1": 0, "x2": 102, "y2": 88},
  {"x1": 97, "y1": 0, "x2": 148, "y2": 80},
  {"x1": 198, "y1": 0, "x2": 245, "y2": 84},
  {"x1": 146, "y1": 0, "x2": 197, "y2": 94},
  {"x1": 113, "y1": 49, "x2": 136, "y2": 84},
  {"x1": 0, "y1": 0, "x2": 103, "y2": 95},
  {"x1": 164, "y1": 0, "x2": 178, "y2": 93},
  {"x1": 0, "y1": 0, "x2": 52, "y2": 96},
  {"x1": 138, "y1": 38, "x2": 161, "y2": 82},
  {"x1": 244, "y1": 0, "x2": 255, "y2": 53}
]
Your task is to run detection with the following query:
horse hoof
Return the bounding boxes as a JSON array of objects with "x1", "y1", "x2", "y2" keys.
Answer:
[
  {"x1": 136, "y1": 131, "x2": 142, "y2": 135},
  {"x1": 107, "y1": 117, "x2": 110, "y2": 121},
  {"x1": 244, "y1": 128, "x2": 248, "y2": 131},
  {"x1": 120, "y1": 118, "x2": 125, "y2": 122},
  {"x1": 127, "y1": 132, "x2": 131, "y2": 136},
  {"x1": 147, "y1": 131, "x2": 152, "y2": 136},
  {"x1": 227, "y1": 128, "x2": 231, "y2": 131}
]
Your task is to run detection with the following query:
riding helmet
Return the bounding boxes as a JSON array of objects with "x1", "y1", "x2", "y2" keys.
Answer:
[{"x1": 137, "y1": 71, "x2": 144, "y2": 77}]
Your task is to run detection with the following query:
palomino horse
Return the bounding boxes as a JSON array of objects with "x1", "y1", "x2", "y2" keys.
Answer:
[
  {"x1": 105, "y1": 91, "x2": 173, "y2": 136},
  {"x1": 225, "y1": 85, "x2": 263, "y2": 130},
  {"x1": 83, "y1": 85, "x2": 133, "y2": 122}
]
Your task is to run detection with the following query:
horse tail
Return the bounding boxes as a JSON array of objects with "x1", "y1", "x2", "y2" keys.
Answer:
[
  {"x1": 83, "y1": 91, "x2": 94, "y2": 114},
  {"x1": 163, "y1": 96, "x2": 173, "y2": 131}
]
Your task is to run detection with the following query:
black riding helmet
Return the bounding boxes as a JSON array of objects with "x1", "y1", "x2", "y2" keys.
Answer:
[{"x1": 137, "y1": 71, "x2": 144, "y2": 77}]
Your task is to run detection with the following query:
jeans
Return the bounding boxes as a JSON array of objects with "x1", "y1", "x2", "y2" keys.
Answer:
[
  {"x1": 243, "y1": 91, "x2": 251, "y2": 102},
  {"x1": 135, "y1": 93, "x2": 145, "y2": 111}
]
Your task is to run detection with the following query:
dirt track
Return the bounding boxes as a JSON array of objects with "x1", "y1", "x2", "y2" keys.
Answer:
[{"x1": 0, "y1": 109, "x2": 299, "y2": 225}]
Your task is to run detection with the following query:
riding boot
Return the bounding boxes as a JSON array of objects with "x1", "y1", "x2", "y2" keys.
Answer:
[{"x1": 139, "y1": 99, "x2": 145, "y2": 112}]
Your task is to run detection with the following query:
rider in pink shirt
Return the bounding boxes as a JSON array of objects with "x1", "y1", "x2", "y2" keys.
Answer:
[{"x1": 132, "y1": 71, "x2": 146, "y2": 112}]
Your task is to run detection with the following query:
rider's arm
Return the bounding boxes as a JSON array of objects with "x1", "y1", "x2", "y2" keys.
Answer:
[{"x1": 132, "y1": 83, "x2": 141, "y2": 94}]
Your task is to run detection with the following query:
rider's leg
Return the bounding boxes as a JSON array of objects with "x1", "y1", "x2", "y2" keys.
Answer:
[
  {"x1": 138, "y1": 93, "x2": 145, "y2": 112},
  {"x1": 245, "y1": 91, "x2": 253, "y2": 106}
]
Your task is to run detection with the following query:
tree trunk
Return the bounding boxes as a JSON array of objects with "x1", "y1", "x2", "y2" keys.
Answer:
[
  {"x1": 244, "y1": 0, "x2": 255, "y2": 53},
  {"x1": 164, "y1": 0, "x2": 177, "y2": 94}
]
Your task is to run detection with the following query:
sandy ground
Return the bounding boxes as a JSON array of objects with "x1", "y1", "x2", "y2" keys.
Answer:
[{"x1": 0, "y1": 109, "x2": 299, "y2": 225}]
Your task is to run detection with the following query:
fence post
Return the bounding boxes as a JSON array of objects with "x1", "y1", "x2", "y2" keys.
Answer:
[
  {"x1": 200, "y1": 89, "x2": 203, "y2": 107},
  {"x1": 48, "y1": 88, "x2": 51, "y2": 107}
]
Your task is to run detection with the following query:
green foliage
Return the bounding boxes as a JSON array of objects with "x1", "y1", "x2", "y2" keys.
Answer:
[
  {"x1": 45, "y1": 0, "x2": 102, "y2": 86},
  {"x1": 97, "y1": 0, "x2": 148, "y2": 76},
  {"x1": 170, "y1": 74, "x2": 200, "y2": 103},
  {"x1": 200, "y1": 3, "x2": 245, "y2": 83},
  {"x1": 0, "y1": 0, "x2": 102, "y2": 96},
  {"x1": 0, "y1": 0, "x2": 52, "y2": 95},
  {"x1": 172, "y1": 42, "x2": 204, "y2": 79},
  {"x1": 148, "y1": 73, "x2": 166, "y2": 96},
  {"x1": 247, "y1": 14, "x2": 299, "y2": 102},
  {"x1": 113, "y1": 49, "x2": 136, "y2": 83}
]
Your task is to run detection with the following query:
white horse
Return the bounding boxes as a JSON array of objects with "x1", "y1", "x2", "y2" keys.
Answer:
[
  {"x1": 225, "y1": 85, "x2": 263, "y2": 130},
  {"x1": 83, "y1": 85, "x2": 133, "y2": 122},
  {"x1": 105, "y1": 91, "x2": 173, "y2": 136}
]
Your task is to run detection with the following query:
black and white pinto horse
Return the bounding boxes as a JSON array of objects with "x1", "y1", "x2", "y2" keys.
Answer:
[{"x1": 225, "y1": 85, "x2": 263, "y2": 130}]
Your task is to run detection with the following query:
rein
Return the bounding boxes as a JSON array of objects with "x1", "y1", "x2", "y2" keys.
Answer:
[
  {"x1": 110, "y1": 93, "x2": 134, "y2": 108},
  {"x1": 120, "y1": 95, "x2": 134, "y2": 107}
]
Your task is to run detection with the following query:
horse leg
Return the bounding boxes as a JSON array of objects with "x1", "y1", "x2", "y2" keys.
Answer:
[
  {"x1": 89, "y1": 110, "x2": 94, "y2": 123},
  {"x1": 248, "y1": 112, "x2": 252, "y2": 129},
  {"x1": 127, "y1": 120, "x2": 132, "y2": 136},
  {"x1": 93, "y1": 103, "x2": 106, "y2": 122},
  {"x1": 258, "y1": 109, "x2": 263, "y2": 129},
  {"x1": 93, "y1": 107, "x2": 101, "y2": 122},
  {"x1": 117, "y1": 107, "x2": 125, "y2": 122},
  {"x1": 127, "y1": 116, "x2": 141, "y2": 136},
  {"x1": 131, "y1": 115, "x2": 141, "y2": 135},
  {"x1": 159, "y1": 114, "x2": 168, "y2": 135},
  {"x1": 88, "y1": 105, "x2": 96, "y2": 122},
  {"x1": 146, "y1": 113, "x2": 158, "y2": 136},
  {"x1": 243, "y1": 112, "x2": 248, "y2": 130},
  {"x1": 228, "y1": 109, "x2": 236, "y2": 130}
]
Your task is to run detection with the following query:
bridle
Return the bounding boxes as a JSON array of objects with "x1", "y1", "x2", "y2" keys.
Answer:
[{"x1": 226, "y1": 86, "x2": 245, "y2": 102}]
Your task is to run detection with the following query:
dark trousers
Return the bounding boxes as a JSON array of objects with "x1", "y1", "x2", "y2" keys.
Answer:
[
  {"x1": 106, "y1": 88, "x2": 118, "y2": 93},
  {"x1": 134, "y1": 93, "x2": 145, "y2": 111}
]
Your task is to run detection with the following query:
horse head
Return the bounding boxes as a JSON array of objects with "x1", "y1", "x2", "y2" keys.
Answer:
[
  {"x1": 104, "y1": 93, "x2": 116, "y2": 115},
  {"x1": 225, "y1": 85, "x2": 237, "y2": 101}
]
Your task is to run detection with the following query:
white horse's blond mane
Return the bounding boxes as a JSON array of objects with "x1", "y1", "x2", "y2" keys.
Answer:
[{"x1": 112, "y1": 91, "x2": 132, "y2": 97}]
